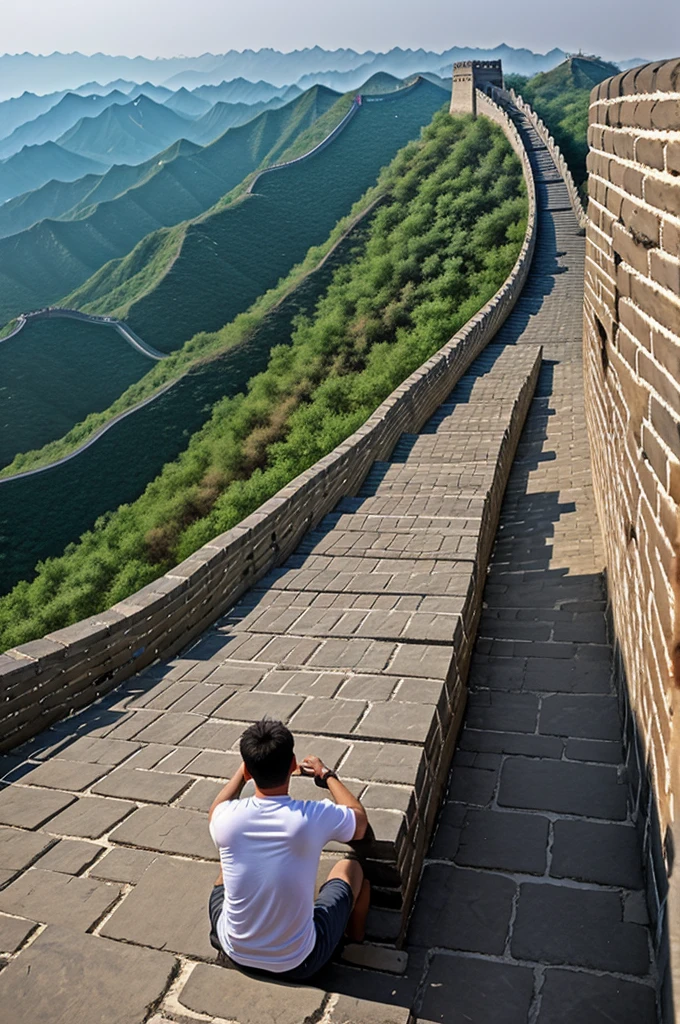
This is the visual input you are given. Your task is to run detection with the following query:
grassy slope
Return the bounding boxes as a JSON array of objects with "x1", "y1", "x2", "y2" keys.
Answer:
[
  {"x1": 0, "y1": 196, "x2": 380, "y2": 480},
  {"x1": 68, "y1": 81, "x2": 447, "y2": 354},
  {"x1": 0, "y1": 86, "x2": 342, "y2": 325},
  {"x1": 0, "y1": 111, "x2": 527, "y2": 649},
  {"x1": 0, "y1": 319, "x2": 152, "y2": 467}
]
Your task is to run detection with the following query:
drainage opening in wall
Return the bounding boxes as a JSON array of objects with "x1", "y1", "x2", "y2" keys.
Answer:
[{"x1": 595, "y1": 315, "x2": 609, "y2": 373}]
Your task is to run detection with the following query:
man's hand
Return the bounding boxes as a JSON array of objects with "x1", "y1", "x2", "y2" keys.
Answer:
[
  {"x1": 298, "y1": 755, "x2": 327, "y2": 779},
  {"x1": 299, "y1": 755, "x2": 368, "y2": 841}
]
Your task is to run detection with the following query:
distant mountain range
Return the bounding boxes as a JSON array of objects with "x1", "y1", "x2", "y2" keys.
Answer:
[
  {"x1": 0, "y1": 140, "x2": 104, "y2": 205},
  {"x1": 0, "y1": 84, "x2": 346, "y2": 325},
  {"x1": 0, "y1": 89, "x2": 130, "y2": 160},
  {"x1": 0, "y1": 88, "x2": 315, "y2": 207},
  {"x1": 0, "y1": 78, "x2": 301, "y2": 153},
  {"x1": 0, "y1": 45, "x2": 577, "y2": 100},
  {"x1": 55, "y1": 95, "x2": 193, "y2": 165}
]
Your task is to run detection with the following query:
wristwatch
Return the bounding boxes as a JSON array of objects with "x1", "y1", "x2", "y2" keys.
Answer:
[{"x1": 315, "y1": 767, "x2": 338, "y2": 789}]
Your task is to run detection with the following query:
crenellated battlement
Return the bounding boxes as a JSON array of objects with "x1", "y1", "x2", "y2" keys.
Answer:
[{"x1": 452, "y1": 59, "x2": 503, "y2": 70}]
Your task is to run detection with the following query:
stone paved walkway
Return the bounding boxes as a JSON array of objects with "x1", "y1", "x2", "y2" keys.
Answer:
[
  {"x1": 0, "y1": 110, "x2": 658, "y2": 1023},
  {"x1": 408, "y1": 117, "x2": 657, "y2": 1023}
]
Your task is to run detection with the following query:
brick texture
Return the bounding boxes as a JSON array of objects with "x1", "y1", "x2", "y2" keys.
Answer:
[{"x1": 583, "y1": 57, "x2": 680, "y2": 1016}]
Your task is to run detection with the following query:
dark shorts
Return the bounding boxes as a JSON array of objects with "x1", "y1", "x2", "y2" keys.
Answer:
[{"x1": 208, "y1": 878, "x2": 353, "y2": 981}]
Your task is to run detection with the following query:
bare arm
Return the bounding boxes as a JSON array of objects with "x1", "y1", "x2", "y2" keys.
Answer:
[
  {"x1": 299, "y1": 756, "x2": 368, "y2": 841},
  {"x1": 208, "y1": 762, "x2": 246, "y2": 822}
]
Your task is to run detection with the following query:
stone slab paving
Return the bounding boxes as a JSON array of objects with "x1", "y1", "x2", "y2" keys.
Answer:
[
  {"x1": 409, "y1": 114, "x2": 657, "y2": 1022},
  {"x1": 0, "y1": 333, "x2": 539, "y2": 1019},
  {"x1": 0, "y1": 108, "x2": 656, "y2": 1023}
]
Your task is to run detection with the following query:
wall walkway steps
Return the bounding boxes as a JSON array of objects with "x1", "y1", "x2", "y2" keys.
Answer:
[{"x1": 214, "y1": 344, "x2": 540, "y2": 924}]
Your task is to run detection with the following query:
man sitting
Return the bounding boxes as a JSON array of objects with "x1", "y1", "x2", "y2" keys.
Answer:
[{"x1": 208, "y1": 718, "x2": 371, "y2": 980}]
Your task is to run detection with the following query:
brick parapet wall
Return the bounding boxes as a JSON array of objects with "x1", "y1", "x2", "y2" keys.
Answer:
[
  {"x1": 507, "y1": 87, "x2": 588, "y2": 229},
  {"x1": 0, "y1": 90, "x2": 537, "y2": 752},
  {"x1": 583, "y1": 57, "x2": 680, "y2": 1010}
]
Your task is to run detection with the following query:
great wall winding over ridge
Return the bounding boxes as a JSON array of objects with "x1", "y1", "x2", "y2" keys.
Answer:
[
  {"x1": 1, "y1": 307, "x2": 166, "y2": 361},
  {"x1": 0, "y1": 57, "x2": 678, "y2": 1024},
  {"x1": 0, "y1": 80, "x2": 430, "y2": 486},
  {"x1": 0, "y1": 201, "x2": 381, "y2": 486}
]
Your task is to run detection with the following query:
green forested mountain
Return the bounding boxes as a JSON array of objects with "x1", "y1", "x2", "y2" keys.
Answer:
[
  {"x1": 0, "y1": 95, "x2": 302, "y2": 239},
  {"x1": 0, "y1": 86, "x2": 342, "y2": 323},
  {"x1": 0, "y1": 90, "x2": 129, "y2": 159},
  {"x1": 182, "y1": 97, "x2": 284, "y2": 145},
  {"x1": 0, "y1": 173, "x2": 101, "y2": 240},
  {"x1": 356, "y1": 72, "x2": 404, "y2": 94},
  {"x1": 69, "y1": 81, "x2": 447, "y2": 353},
  {"x1": 56, "y1": 95, "x2": 194, "y2": 164},
  {"x1": 0, "y1": 141, "x2": 105, "y2": 206},
  {"x1": 0, "y1": 96, "x2": 208, "y2": 212},
  {"x1": 513, "y1": 56, "x2": 619, "y2": 187},
  {"x1": 0, "y1": 139, "x2": 200, "y2": 240},
  {"x1": 0, "y1": 109, "x2": 527, "y2": 647}
]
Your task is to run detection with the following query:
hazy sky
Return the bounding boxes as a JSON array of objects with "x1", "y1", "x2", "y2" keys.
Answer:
[{"x1": 1, "y1": 0, "x2": 674, "y2": 61}]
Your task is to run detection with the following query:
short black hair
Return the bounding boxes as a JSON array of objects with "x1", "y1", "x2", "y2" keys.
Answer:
[{"x1": 240, "y1": 719, "x2": 295, "y2": 788}]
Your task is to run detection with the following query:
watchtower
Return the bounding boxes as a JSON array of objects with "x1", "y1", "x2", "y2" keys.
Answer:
[{"x1": 450, "y1": 60, "x2": 504, "y2": 117}]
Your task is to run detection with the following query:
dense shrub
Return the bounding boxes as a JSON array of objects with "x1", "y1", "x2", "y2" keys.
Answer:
[{"x1": 0, "y1": 110, "x2": 527, "y2": 650}]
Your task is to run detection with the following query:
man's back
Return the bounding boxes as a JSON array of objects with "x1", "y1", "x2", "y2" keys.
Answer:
[{"x1": 210, "y1": 794, "x2": 355, "y2": 972}]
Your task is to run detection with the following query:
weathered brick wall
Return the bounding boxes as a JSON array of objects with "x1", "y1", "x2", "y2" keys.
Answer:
[
  {"x1": 0, "y1": 91, "x2": 537, "y2": 752},
  {"x1": 583, "y1": 58, "x2": 680, "y2": 989}
]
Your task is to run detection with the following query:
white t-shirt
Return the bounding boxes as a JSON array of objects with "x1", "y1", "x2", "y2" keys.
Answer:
[{"x1": 209, "y1": 795, "x2": 356, "y2": 972}]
